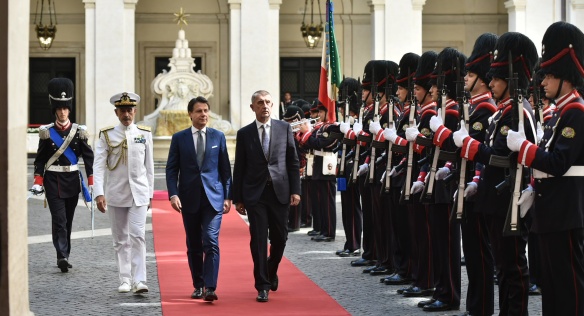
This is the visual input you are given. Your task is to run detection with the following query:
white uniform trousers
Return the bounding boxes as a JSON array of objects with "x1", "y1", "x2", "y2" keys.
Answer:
[{"x1": 108, "y1": 203, "x2": 148, "y2": 283}]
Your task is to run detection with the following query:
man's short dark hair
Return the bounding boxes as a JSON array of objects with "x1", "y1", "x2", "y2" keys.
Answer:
[{"x1": 187, "y1": 96, "x2": 210, "y2": 112}]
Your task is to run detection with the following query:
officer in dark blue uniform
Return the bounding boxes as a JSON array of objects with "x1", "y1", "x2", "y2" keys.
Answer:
[
  {"x1": 32, "y1": 78, "x2": 94, "y2": 272},
  {"x1": 506, "y1": 22, "x2": 584, "y2": 316},
  {"x1": 282, "y1": 105, "x2": 305, "y2": 232}
]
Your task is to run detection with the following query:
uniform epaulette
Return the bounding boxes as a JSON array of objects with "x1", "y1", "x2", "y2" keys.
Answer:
[
  {"x1": 39, "y1": 123, "x2": 54, "y2": 139},
  {"x1": 77, "y1": 124, "x2": 89, "y2": 140},
  {"x1": 99, "y1": 126, "x2": 114, "y2": 137},
  {"x1": 137, "y1": 125, "x2": 151, "y2": 132}
]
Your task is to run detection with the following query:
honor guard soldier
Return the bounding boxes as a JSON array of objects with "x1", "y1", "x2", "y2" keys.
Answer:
[
  {"x1": 452, "y1": 32, "x2": 538, "y2": 315},
  {"x1": 381, "y1": 52, "x2": 420, "y2": 287},
  {"x1": 298, "y1": 101, "x2": 314, "y2": 228},
  {"x1": 282, "y1": 105, "x2": 305, "y2": 232},
  {"x1": 32, "y1": 78, "x2": 94, "y2": 273},
  {"x1": 337, "y1": 77, "x2": 364, "y2": 257},
  {"x1": 299, "y1": 102, "x2": 340, "y2": 242},
  {"x1": 506, "y1": 22, "x2": 584, "y2": 315},
  {"x1": 93, "y1": 92, "x2": 154, "y2": 294}
]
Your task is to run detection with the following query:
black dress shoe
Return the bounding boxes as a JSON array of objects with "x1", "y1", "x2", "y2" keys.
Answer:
[
  {"x1": 57, "y1": 258, "x2": 69, "y2": 273},
  {"x1": 312, "y1": 235, "x2": 334, "y2": 242},
  {"x1": 338, "y1": 249, "x2": 360, "y2": 257},
  {"x1": 270, "y1": 275, "x2": 279, "y2": 291},
  {"x1": 369, "y1": 267, "x2": 391, "y2": 276},
  {"x1": 397, "y1": 285, "x2": 414, "y2": 295},
  {"x1": 402, "y1": 286, "x2": 434, "y2": 297},
  {"x1": 363, "y1": 265, "x2": 379, "y2": 273},
  {"x1": 336, "y1": 249, "x2": 349, "y2": 256},
  {"x1": 191, "y1": 288, "x2": 204, "y2": 299},
  {"x1": 350, "y1": 258, "x2": 375, "y2": 267},
  {"x1": 417, "y1": 298, "x2": 436, "y2": 308},
  {"x1": 203, "y1": 289, "x2": 218, "y2": 301},
  {"x1": 57, "y1": 260, "x2": 73, "y2": 269},
  {"x1": 256, "y1": 290, "x2": 269, "y2": 302},
  {"x1": 422, "y1": 300, "x2": 459, "y2": 312},
  {"x1": 307, "y1": 230, "x2": 320, "y2": 236},
  {"x1": 528, "y1": 283, "x2": 542, "y2": 295},
  {"x1": 384, "y1": 273, "x2": 411, "y2": 285}
]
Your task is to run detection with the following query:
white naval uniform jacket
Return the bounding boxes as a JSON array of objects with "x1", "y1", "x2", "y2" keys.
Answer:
[{"x1": 93, "y1": 122, "x2": 154, "y2": 207}]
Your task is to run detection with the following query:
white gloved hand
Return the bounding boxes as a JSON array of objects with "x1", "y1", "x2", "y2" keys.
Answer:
[
  {"x1": 369, "y1": 121, "x2": 382, "y2": 135},
  {"x1": 383, "y1": 124, "x2": 398, "y2": 143},
  {"x1": 339, "y1": 122, "x2": 350, "y2": 135},
  {"x1": 517, "y1": 184, "x2": 535, "y2": 218},
  {"x1": 410, "y1": 181, "x2": 425, "y2": 194},
  {"x1": 348, "y1": 116, "x2": 355, "y2": 125},
  {"x1": 405, "y1": 126, "x2": 419, "y2": 142},
  {"x1": 30, "y1": 184, "x2": 43, "y2": 194},
  {"x1": 357, "y1": 163, "x2": 369, "y2": 176},
  {"x1": 353, "y1": 122, "x2": 363, "y2": 135},
  {"x1": 464, "y1": 181, "x2": 478, "y2": 198},
  {"x1": 429, "y1": 109, "x2": 444, "y2": 132},
  {"x1": 506, "y1": 128, "x2": 526, "y2": 152},
  {"x1": 380, "y1": 171, "x2": 386, "y2": 184},
  {"x1": 435, "y1": 167, "x2": 451, "y2": 180},
  {"x1": 453, "y1": 122, "x2": 469, "y2": 148},
  {"x1": 536, "y1": 121, "x2": 544, "y2": 143}
]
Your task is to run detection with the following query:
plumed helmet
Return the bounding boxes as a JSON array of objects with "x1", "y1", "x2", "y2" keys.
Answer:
[
  {"x1": 48, "y1": 78, "x2": 74, "y2": 112},
  {"x1": 487, "y1": 32, "x2": 538, "y2": 90},
  {"x1": 466, "y1": 33, "x2": 498, "y2": 84},
  {"x1": 431, "y1": 47, "x2": 467, "y2": 99},
  {"x1": 539, "y1": 21, "x2": 584, "y2": 88},
  {"x1": 414, "y1": 51, "x2": 438, "y2": 91},
  {"x1": 362, "y1": 60, "x2": 391, "y2": 90},
  {"x1": 396, "y1": 53, "x2": 420, "y2": 89},
  {"x1": 383, "y1": 61, "x2": 399, "y2": 96},
  {"x1": 283, "y1": 105, "x2": 305, "y2": 121},
  {"x1": 339, "y1": 77, "x2": 361, "y2": 114}
]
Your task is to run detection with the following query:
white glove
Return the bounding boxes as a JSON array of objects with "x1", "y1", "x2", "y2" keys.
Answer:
[
  {"x1": 429, "y1": 109, "x2": 444, "y2": 132},
  {"x1": 383, "y1": 124, "x2": 398, "y2": 143},
  {"x1": 348, "y1": 116, "x2": 355, "y2": 125},
  {"x1": 453, "y1": 122, "x2": 469, "y2": 148},
  {"x1": 31, "y1": 184, "x2": 43, "y2": 193},
  {"x1": 339, "y1": 122, "x2": 350, "y2": 135},
  {"x1": 506, "y1": 128, "x2": 526, "y2": 152},
  {"x1": 405, "y1": 126, "x2": 419, "y2": 142},
  {"x1": 369, "y1": 121, "x2": 382, "y2": 135},
  {"x1": 389, "y1": 165, "x2": 403, "y2": 177},
  {"x1": 517, "y1": 184, "x2": 534, "y2": 218},
  {"x1": 357, "y1": 163, "x2": 369, "y2": 176},
  {"x1": 536, "y1": 121, "x2": 544, "y2": 143},
  {"x1": 410, "y1": 181, "x2": 425, "y2": 194},
  {"x1": 435, "y1": 167, "x2": 451, "y2": 180},
  {"x1": 464, "y1": 181, "x2": 478, "y2": 198},
  {"x1": 353, "y1": 122, "x2": 363, "y2": 135},
  {"x1": 380, "y1": 171, "x2": 386, "y2": 184}
]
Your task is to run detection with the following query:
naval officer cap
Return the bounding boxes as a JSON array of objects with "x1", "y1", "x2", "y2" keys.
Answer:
[{"x1": 110, "y1": 92, "x2": 140, "y2": 108}]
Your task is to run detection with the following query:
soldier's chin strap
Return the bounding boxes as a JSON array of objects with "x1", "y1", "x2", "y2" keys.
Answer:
[
  {"x1": 553, "y1": 78, "x2": 564, "y2": 101},
  {"x1": 468, "y1": 77, "x2": 479, "y2": 95}
]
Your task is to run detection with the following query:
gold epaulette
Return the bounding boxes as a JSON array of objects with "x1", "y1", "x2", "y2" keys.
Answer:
[
  {"x1": 99, "y1": 126, "x2": 114, "y2": 137},
  {"x1": 137, "y1": 125, "x2": 151, "y2": 132},
  {"x1": 77, "y1": 124, "x2": 89, "y2": 140},
  {"x1": 39, "y1": 123, "x2": 54, "y2": 139}
]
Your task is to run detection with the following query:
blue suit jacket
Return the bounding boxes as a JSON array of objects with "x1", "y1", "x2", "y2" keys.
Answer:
[{"x1": 166, "y1": 127, "x2": 231, "y2": 213}]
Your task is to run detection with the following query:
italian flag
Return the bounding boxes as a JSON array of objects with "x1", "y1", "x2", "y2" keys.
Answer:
[{"x1": 318, "y1": 0, "x2": 342, "y2": 123}]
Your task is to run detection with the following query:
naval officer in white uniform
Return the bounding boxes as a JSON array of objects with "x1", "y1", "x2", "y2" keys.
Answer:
[{"x1": 93, "y1": 92, "x2": 154, "y2": 294}]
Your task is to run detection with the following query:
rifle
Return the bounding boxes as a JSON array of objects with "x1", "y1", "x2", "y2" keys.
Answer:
[
  {"x1": 402, "y1": 69, "x2": 418, "y2": 201},
  {"x1": 351, "y1": 104, "x2": 365, "y2": 183},
  {"x1": 532, "y1": 70, "x2": 544, "y2": 124},
  {"x1": 452, "y1": 56, "x2": 470, "y2": 221},
  {"x1": 339, "y1": 84, "x2": 350, "y2": 176},
  {"x1": 503, "y1": 50, "x2": 523, "y2": 236},
  {"x1": 384, "y1": 82, "x2": 396, "y2": 192},
  {"x1": 368, "y1": 68, "x2": 380, "y2": 183},
  {"x1": 420, "y1": 61, "x2": 446, "y2": 203}
]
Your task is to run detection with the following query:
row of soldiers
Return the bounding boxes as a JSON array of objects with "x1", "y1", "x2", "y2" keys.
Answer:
[{"x1": 285, "y1": 21, "x2": 584, "y2": 316}]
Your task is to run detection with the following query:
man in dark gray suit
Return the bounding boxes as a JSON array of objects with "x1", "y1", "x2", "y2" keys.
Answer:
[{"x1": 233, "y1": 90, "x2": 301, "y2": 303}]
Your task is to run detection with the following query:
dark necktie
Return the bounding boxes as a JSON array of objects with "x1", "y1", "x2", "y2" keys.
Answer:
[
  {"x1": 197, "y1": 130, "x2": 204, "y2": 166},
  {"x1": 261, "y1": 125, "x2": 269, "y2": 159}
]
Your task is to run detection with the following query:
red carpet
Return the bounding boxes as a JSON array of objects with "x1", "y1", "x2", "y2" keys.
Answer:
[{"x1": 151, "y1": 191, "x2": 349, "y2": 315}]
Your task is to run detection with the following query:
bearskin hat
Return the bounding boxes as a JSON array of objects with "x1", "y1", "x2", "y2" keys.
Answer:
[
  {"x1": 362, "y1": 60, "x2": 390, "y2": 90},
  {"x1": 466, "y1": 33, "x2": 498, "y2": 84},
  {"x1": 396, "y1": 53, "x2": 420, "y2": 89},
  {"x1": 414, "y1": 51, "x2": 438, "y2": 91},
  {"x1": 539, "y1": 21, "x2": 584, "y2": 88},
  {"x1": 487, "y1": 32, "x2": 538, "y2": 91},
  {"x1": 383, "y1": 60, "x2": 399, "y2": 96},
  {"x1": 431, "y1": 47, "x2": 467, "y2": 99},
  {"x1": 339, "y1": 77, "x2": 361, "y2": 115},
  {"x1": 48, "y1": 78, "x2": 74, "y2": 112},
  {"x1": 283, "y1": 105, "x2": 305, "y2": 121}
]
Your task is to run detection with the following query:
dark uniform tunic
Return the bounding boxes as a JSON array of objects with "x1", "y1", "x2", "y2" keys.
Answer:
[{"x1": 34, "y1": 122, "x2": 94, "y2": 260}]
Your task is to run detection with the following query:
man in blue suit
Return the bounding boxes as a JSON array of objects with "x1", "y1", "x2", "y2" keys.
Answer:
[
  {"x1": 166, "y1": 96, "x2": 232, "y2": 302},
  {"x1": 233, "y1": 90, "x2": 301, "y2": 302}
]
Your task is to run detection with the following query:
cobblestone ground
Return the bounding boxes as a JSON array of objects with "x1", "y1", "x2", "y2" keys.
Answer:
[{"x1": 27, "y1": 160, "x2": 542, "y2": 315}]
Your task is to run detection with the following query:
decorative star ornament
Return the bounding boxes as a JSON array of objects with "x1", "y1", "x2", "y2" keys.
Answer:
[{"x1": 173, "y1": 7, "x2": 190, "y2": 29}]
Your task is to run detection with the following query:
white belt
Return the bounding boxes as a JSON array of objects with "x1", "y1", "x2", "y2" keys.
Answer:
[
  {"x1": 533, "y1": 166, "x2": 584, "y2": 179},
  {"x1": 47, "y1": 165, "x2": 79, "y2": 172},
  {"x1": 314, "y1": 150, "x2": 335, "y2": 157}
]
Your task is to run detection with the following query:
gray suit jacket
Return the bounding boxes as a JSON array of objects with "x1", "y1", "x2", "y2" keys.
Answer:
[{"x1": 232, "y1": 119, "x2": 300, "y2": 206}]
